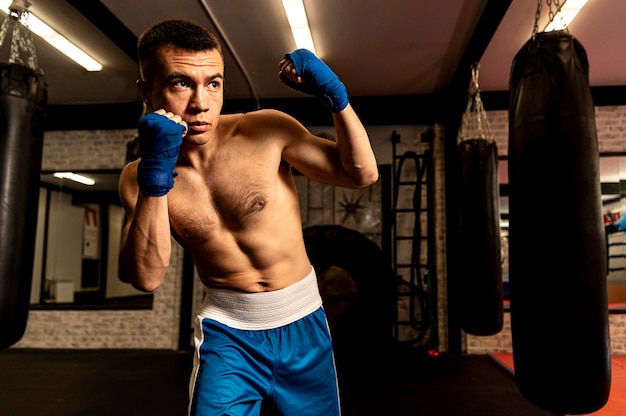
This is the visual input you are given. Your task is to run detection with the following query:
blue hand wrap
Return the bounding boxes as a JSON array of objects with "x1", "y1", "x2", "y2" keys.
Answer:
[
  {"x1": 137, "y1": 113, "x2": 185, "y2": 196},
  {"x1": 284, "y1": 49, "x2": 349, "y2": 113}
]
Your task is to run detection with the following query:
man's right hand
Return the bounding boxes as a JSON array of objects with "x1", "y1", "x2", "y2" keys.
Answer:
[{"x1": 136, "y1": 110, "x2": 187, "y2": 196}]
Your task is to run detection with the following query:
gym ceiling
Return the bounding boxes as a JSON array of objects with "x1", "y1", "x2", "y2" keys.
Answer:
[{"x1": 3, "y1": 0, "x2": 625, "y2": 129}]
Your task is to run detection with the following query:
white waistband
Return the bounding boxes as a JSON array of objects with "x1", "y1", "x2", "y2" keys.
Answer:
[{"x1": 198, "y1": 267, "x2": 322, "y2": 330}]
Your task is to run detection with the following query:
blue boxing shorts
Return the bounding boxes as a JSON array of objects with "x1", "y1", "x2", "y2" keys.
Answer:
[{"x1": 188, "y1": 266, "x2": 341, "y2": 416}]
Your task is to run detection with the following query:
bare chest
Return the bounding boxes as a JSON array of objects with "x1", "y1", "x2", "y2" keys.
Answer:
[{"x1": 174, "y1": 170, "x2": 269, "y2": 234}]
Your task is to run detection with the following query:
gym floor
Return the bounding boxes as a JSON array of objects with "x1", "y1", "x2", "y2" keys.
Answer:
[{"x1": 0, "y1": 348, "x2": 561, "y2": 416}]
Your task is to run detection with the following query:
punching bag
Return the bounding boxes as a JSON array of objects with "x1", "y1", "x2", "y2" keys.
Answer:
[
  {"x1": 457, "y1": 138, "x2": 503, "y2": 336},
  {"x1": 508, "y1": 30, "x2": 610, "y2": 414},
  {"x1": 0, "y1": 63, "x2": 47, "y2": 349}
]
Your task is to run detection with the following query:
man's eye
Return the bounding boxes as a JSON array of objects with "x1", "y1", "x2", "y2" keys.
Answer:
[{"x1": 174, "y1": 80, "x2": 190, "y2": 88}]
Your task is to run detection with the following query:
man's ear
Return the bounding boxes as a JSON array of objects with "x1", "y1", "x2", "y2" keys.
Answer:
[{"x1": 136, "y1": 79, "x2": 152, "y2": 109}]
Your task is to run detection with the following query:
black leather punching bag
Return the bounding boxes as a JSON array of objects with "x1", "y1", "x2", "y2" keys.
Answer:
[
  {"x1": 456, "y1": 139, "x2": 503, "y2": 336},
  {"x1": 0, "y1": 63, "x2": 47, "y2": 349},
  {"x1": 508, "y1": 30, "x2": 610, "y2": 414}
]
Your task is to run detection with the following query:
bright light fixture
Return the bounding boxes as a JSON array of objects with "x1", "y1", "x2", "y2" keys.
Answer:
[
  {"x1": 53, "y1": 172, "x2": 96, "y2": 186},
  {"x1": 544, "y1": 0, "x2": 590, "y2": 31},
  {"x1": 281, "y1": 0, "x2": 317, "y2": 56},
  {"x1": 0, "y1": 0, "x2": 103, "y2": 71}
]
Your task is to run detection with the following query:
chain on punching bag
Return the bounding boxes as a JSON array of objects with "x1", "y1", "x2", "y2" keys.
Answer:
[
  {"x1": 508, "y1": 2, "x2": 610, "y2": 413},
  {"x1": 0, "y1": 2, "x2": 47, "y2": 349},
  {"x1": 455, "y1": 63, "x2": 503, "y2": 336}
]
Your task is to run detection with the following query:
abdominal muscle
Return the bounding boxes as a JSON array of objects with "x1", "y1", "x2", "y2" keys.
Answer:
[
  {"x1": 169, "y1": 183, "x2": 313, "y2": 293},
  {"x1": 184, "y1": 226, "x2": 313, "y2": 293}
]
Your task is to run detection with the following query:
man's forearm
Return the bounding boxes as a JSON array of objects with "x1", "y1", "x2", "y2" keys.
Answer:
[
  {"x1": 120, "y1": 194, "x2": 172, "y2": 292},
  {"x1": 333, "y1": 105, "x2": 379, "y2": 188}
]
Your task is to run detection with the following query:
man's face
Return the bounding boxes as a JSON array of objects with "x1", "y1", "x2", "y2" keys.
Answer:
[{"x1": 138, "y1": 46, "x2": 225, "y2": 144}]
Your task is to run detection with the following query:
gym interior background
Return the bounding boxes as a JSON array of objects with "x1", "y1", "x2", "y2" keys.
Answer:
[
  {"x1": 15, "y1": 105, "x2": 626, "y2": 354},
  {"x1": 2, "y1": 0, "x2": 626, "y2": 415}
]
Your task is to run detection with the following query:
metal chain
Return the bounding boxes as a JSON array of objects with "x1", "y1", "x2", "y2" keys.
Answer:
[
  {"x1": 549, "y1": 0, "x2": 569, "y2": 32},
  {"x1": 1, "y1": 1, "x2": 39, "y2": 70},
  {"x1": 532, "y1": 0, "x2": 542, "y2": 38},
  {"x1": 459, "y1": 62, "x2": 493, "y2": 143},
  {"x1": 533, "y1": 0, "x2": 568, "y2": 37},
  {"x1": 547, "y1": 0, "x2": 556, "y2": 24}
]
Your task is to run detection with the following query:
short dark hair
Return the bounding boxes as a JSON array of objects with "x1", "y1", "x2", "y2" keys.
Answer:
[{"x1": 137, "y1": 19, "x2": 223, "y2": 80}]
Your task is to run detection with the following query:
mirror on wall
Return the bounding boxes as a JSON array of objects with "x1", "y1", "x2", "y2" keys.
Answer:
[
  {"x1": 31, "y1": 170, "x2": 153, "y2": 309},
  {"x1": 498, "y1": 155, "x2": 626, "y2": 307},
  {"x1": 599, "y1": 155, "x2": 626, "y2": 305}
]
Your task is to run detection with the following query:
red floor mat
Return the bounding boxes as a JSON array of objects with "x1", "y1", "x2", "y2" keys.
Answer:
[{"x1": 489, "y1": 353, "x2": 626, "y2": 415}]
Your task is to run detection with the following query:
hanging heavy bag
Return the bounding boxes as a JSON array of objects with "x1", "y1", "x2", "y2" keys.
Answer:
[
  {"x1": 457, "y1": 138, "x2": 503, "y2": 336},
  {"x1": 455, "y1": 63, "x2": 503, "y2": 336},
  {"x1": 508, "y1": 29, "x2": 610, "y2": 414},
  {"x1": 0, "y1": 63, "x2": 47, "y2": 349}
]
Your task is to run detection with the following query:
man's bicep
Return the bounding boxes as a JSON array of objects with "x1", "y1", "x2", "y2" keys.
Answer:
[{"x1": 283, "y1": 134, "x2": 347, "y2": 185}]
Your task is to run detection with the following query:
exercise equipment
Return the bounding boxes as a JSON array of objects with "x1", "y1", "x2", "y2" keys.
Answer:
[
  {"x1": 508, "y1": 25, "x2": 610, "y2": 414},
  {"x1": 0, "y1": 3, "x2": 48, "y2": 349},
  {"x1": 455, "y1": 64, "x2": 503, "y2": 336},
  {"x1": 391, "y1": 134, "x2": 438, "y2": 350},
  {"x1": 303, "y1": 225, "x2": 396, "y2": 377},
  {"x1": 456, "y1": 139, "x2": 503, "y2": 335}
]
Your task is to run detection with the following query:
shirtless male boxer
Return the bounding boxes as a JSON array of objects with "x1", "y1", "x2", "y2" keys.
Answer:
[{"x1": 118, "y1": 19, "x2": 378, "y2": 416}]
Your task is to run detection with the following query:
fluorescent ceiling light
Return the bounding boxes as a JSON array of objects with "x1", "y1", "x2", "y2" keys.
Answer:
[
  {"x1": 281, "y1": 0, "x2": 317, "y2": 56},
  {"x1": 53, "y1": 172, "x2": 96, "y2": 186},
  {"x1": 0, "y1": 0, "x2": 103, "y2": 71},
  {"x1": 544, "y1": 0, "x2": 590, "y2": 31}
]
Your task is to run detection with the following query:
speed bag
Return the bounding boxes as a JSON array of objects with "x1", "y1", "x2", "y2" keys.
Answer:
[
  {"x1": 456, "y1": 139, "x2": 503, "y2": 336},
  {"x1": 508, "y1": 30, "x2": 610, "y2": 414},
  {"x1": 0, "y1": 63, "x2": 47, "y2": 349}
]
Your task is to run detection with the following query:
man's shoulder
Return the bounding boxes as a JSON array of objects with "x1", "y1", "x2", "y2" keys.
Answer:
[
  {"x1": 121, "y1": 159, "x2": 139, "y2": 174},
  {"x1": 218, "y1": 109, "x2": 303, "y2": 144},
  {"x1": 226, "y1": 108, "x2": 287, "y2": 120},
  {"x1": 230, "y1": 108, "x2": 297, "y2": 130}
]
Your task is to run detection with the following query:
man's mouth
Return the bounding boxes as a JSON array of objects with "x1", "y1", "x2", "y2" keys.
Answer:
[{"x1": 186, "y1": 122, "x2": 209, "y2": 133}]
